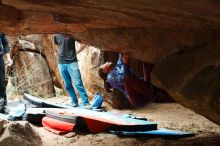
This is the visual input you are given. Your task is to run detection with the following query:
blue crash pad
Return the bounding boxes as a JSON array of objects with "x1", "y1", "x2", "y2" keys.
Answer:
[{"x1": 109, "y1": 128, "x2": 194, "y2": 138}]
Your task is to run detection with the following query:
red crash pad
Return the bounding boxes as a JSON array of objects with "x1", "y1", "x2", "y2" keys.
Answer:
[
  {"x1": 42, "y1": 116, "x2": 75, "y2": 134},
  {"x1": 45, "y1": 108, "x2": 157, "y2": 133}
]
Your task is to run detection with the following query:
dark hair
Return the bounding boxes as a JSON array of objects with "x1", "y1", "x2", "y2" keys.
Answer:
[{"x1": 98, "y1": 68, "x2": 112, "y2": 92}]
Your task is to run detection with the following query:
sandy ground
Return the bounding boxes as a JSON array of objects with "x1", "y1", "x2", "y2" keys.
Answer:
[{"x1": 27, "y1": 96, "x2": 220, "y2": 146}]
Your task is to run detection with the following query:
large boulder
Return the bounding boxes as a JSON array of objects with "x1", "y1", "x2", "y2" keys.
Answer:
[
  {"x1": 11, "y1": 50, "x2": 55, "y2": 97},
  {"x1": 151, "y1": 39, "x2": 220, "y2": 125},
  {"x1": 9, "y1": 34, "x2": 58, "y2": 97},
  {"x1": 13, "y1": 34, "x2": 65, "y2": 92},
  {"x1": 0, "y1": 121, "x2": 42, "y2": 146}
]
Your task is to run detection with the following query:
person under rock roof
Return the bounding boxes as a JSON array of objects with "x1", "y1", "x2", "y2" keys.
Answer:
[{"x1": 98, "y1": 52, "x2": 156, "y2": 107}]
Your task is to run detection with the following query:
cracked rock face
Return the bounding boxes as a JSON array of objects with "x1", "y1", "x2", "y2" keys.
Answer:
[
  {"x1": 10, "y1": 36, "x2": 56, "y2": 97},
  {"x1": 0, "y1": 0, "x2": 220, "y2": 125}
]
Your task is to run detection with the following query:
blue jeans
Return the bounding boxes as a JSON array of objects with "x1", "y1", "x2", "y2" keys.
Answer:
[
  {"x1": 58, "y1": 62, "x2": 89, "y2": 105},
  {"x1": 0, "y1": 56, "x2": 6, "y2": 104}
]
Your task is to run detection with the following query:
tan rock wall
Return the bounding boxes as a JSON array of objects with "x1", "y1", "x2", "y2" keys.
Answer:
[{"x1": 77, "y1": 44, "x2": 103, "y2": 97}]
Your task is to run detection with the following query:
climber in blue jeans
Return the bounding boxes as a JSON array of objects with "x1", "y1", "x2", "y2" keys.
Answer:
[
  {"x1": 54, "y1": 33, "x2": 90, "y2": 108},
  {"x1": 0, "y1": 33, "x2": 12, "y2": 112}
]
